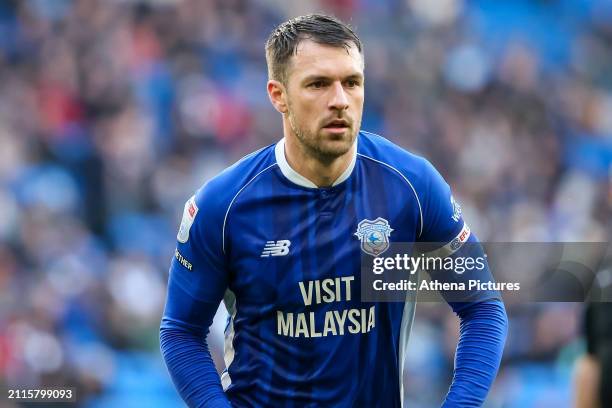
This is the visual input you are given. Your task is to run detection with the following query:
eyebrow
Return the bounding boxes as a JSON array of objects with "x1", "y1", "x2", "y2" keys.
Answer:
[{"x1": 301, "y1": 73, "x2": 364, "y2": 84}]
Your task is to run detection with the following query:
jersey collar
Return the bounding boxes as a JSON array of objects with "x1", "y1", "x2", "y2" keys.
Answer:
[{"x1": 274, "y1": 137, "x2": 358, "y2": 189}]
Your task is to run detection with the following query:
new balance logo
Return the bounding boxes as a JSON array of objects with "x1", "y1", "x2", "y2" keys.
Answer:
[{"x1": 261, "y1": 240, "x2": 291, "y2": 257}]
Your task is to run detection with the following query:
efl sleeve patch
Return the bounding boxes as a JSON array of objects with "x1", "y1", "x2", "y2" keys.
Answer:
[
  {"x1": 440, "y1": 223, "x2": 471, "y2": 256},
  {"x1": 177, "y1": 195, "x2": 199, "y2": 243}
]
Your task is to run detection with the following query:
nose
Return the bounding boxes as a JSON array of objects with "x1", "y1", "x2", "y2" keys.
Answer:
[{"x1": 328, "y1": 81, "x2": 349, "y2": 111}]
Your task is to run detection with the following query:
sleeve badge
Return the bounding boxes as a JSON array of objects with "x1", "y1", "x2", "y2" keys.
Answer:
[{"x1": 177, "y1": 195, "x2": 199, "y2": 243}]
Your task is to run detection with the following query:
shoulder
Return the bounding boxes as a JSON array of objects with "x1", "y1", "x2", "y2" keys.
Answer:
[
  {"x1": 357, "y1": 130, "x2": 441, "y2": 193},
  {"x1": 358, "y1": 131, "x2": 462, "y2": 241},
  {"x1": 192, "y1": 143, "x2": 278, "y2": 220}
]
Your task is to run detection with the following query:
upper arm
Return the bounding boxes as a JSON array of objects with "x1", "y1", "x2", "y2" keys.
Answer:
[
  {"x1": 416, "y1": 160, "x2": 501, "y2": 308},
  {"x1": 162, "y1": 186, "x2": 230, "y2": 331},
  {"x1": 418, "y1": 159, "x2": 469, "y2": 249}
]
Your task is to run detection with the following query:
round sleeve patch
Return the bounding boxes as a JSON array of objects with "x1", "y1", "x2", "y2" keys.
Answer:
[{"x1": 177, "y1": 195, "x2": 199, "y2": 243}]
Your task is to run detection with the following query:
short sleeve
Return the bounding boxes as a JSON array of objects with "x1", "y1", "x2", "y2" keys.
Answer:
[
  {"x1": 164, "y1": 186, "x2": 229, "y2": 327},
  {"x1": 418, "y1": 160, "x2": 470, "y2": 250}
]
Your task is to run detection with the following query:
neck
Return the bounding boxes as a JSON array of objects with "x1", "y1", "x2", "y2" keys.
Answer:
[{"x1": 283, "y1": 134, "x2": 355, "y2": 188}]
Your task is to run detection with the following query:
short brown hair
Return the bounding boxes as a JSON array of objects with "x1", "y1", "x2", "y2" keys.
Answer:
[{"x1": 265, "y1": 14, "x2": 363, "y2": 84}]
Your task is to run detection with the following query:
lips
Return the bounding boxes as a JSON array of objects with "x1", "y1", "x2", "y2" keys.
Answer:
[{"x1": 323, "y1": 119, "x2": 350, "y2": 129}]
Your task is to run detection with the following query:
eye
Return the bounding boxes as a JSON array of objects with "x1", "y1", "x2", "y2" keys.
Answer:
[
  {"x1": 309, "y1": 80, "x2": 325, "y2": 89},
  {"x1": 345, "y1": 79, "x2": 360, "y2": 88}
]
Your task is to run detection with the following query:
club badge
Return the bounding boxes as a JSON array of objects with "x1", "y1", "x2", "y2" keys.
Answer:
[{"x1": 354, "y1": 217, "x2": 394, "y2": 256}]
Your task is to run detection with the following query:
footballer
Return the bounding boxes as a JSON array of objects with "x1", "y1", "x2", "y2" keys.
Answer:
[{"x1": 161, "y1": 14, "x2": 508, "y2": 407}]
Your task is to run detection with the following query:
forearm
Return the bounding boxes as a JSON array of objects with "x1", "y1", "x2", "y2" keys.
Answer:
[
  {"x1": 160, "y1": 318, "x2": 231, "y2": 408},
  {"x1": 161, "y1": 271, "x2": 231, "y2": 408},
  {"x1": 573, "y1": 354, "x2": 600, "y2": 408},
  {"x1": 442, "y1": 299, "x2": 508, "y2": 407}
]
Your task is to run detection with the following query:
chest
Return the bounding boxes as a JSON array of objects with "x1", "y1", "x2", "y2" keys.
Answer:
[{"x1": 225, "y1": 185, "x2": 418, "y2": 309}]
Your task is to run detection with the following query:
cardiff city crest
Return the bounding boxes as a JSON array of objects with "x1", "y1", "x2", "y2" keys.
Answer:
[{"x1": 354, "y1": 217, "x2": 394, "y2": 256}]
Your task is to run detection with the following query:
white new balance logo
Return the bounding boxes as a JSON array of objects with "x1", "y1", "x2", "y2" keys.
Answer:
[{"x1": 260, "y1": 240, "x2": 291, "y2": 257}]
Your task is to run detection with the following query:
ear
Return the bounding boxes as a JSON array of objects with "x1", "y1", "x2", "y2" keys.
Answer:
[{"x1": 267, "y1": 79, "x2": 288, "y2": 114}]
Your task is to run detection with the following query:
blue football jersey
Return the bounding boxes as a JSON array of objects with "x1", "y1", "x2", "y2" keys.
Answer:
[{"x1": 166, "y1": 131, "x2": 481, "y2": 407}]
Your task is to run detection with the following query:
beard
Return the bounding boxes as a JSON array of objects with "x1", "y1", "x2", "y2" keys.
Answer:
[{"x1": 286, "y1": 108, "x2": 361, "y2": 162}]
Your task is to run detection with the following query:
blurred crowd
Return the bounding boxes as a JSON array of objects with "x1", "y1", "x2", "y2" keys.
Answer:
[{"x1": 0, "y1": 0, "x2": 610, "y2": 406}]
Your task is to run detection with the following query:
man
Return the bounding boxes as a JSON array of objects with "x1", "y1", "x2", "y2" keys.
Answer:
[
  {"x1": 574, "y1": 303, "x2": 612, "y2": 408},
  {"x1": 161, "y1": 14, "x2": 507, "y2": 407}
]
